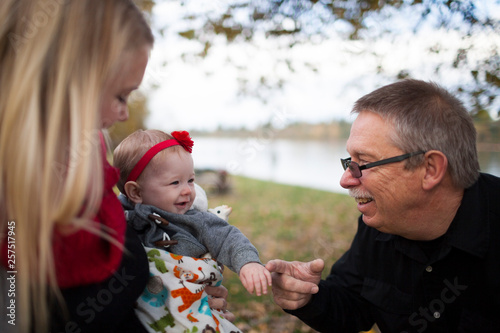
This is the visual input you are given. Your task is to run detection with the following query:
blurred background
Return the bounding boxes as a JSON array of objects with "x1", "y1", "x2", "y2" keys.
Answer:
[
  {"x1": 110, "y1": 0, "x2": 500, "y2": 191},
  {"x1": 112, "y1": 1, "x2": 500, "y2": 331}
]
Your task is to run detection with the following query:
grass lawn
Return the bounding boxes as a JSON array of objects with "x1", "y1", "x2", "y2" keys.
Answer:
[{"x1": 202, "y1": 175, "x2": 361, "y2": 333}]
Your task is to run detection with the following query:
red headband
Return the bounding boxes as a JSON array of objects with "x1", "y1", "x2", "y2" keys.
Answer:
[{"x1": 126, "y1": 131, "x2": 194, "y2": 183}]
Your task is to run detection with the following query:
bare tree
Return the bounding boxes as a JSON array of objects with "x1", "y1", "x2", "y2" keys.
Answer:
[{"x1": 148, "y1": 0, "x2": 499, "y2": 119}]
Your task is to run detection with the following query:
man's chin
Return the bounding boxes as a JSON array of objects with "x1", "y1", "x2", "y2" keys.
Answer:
[{"x1": 362, "y1": 215, "x2": 383, "y2": 230}]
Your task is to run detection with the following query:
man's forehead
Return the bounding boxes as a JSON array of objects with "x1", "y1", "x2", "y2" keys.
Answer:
[{"x1": 346, "y1": 112, "x2": 397, "y2": 157}]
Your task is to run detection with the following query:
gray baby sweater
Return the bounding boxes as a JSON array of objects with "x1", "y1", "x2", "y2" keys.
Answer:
[{"x1": 119, "y1": 194, "x2": 261, "y2": 274}]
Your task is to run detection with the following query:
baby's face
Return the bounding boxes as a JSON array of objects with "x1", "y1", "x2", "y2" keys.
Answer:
[{"x1": 139, "y1": 150, "x2": 196, "y2": 214}]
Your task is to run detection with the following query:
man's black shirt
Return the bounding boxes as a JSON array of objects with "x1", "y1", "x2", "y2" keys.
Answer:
[{"x1": 289, "y1": 173, "x2": 500, "y2": 333}]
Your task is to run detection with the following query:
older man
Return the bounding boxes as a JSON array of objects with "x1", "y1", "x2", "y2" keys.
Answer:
[{"x1": 266, "y1": 79, "x2": 500, "y2": 332}]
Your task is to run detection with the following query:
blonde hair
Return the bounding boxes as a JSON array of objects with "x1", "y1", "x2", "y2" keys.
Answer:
[
  {"x1": 113, "y1": 129, "x2": 186, "y2": 194},
  {"x1": 0, "y1": 0, "x2": 153, "y2": 331}
]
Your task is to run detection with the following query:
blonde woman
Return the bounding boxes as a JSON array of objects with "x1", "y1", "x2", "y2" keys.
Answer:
[{"x1": 0, "y1": 1, "x2": 155, "y2": 332}]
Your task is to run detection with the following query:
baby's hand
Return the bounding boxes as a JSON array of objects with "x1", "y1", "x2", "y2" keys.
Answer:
[{"x1": 239, "y1": 262, "x2": 272, "y2": 296}]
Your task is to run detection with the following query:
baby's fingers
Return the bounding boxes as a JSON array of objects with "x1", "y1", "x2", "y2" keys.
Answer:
[
  {"x1": 265, "y1": 267, "x2": 272, "y2": 286},
  {"x1": 257, "y1": 279, "x2": 266, "y2": 296},
  {"x1": 255, "y1": 270, "x2": 272, "y2": 296},
  {"x1": 241, "y1": 275, "x2": 255, "y2": 294},
  {"x1": 253, "y1": 274, "x2": 266, "y2": 296},
  {"x1": 264, "y1": 267, "x2": 272, "y2": 291},
  {"x1": 240, "y1": 264, "x2": 273, "y2": 296}
]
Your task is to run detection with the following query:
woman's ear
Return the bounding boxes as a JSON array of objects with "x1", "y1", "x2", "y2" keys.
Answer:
[
  {"x1": 422, "y1": 150, "x2": 448, "y2": 190},
  {"x1": 124, "y1": 181, "x2": 143, "y2": 204}
]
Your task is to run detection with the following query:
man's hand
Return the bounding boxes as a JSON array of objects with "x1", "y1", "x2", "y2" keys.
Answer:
[{"x1": 265, "y1": 259, "x2": 325, "y2": 310}]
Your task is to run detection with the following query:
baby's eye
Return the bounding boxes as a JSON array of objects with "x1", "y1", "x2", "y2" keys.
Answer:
[
  {"x1": 117, "y1": 95, "x2": 128, "y2": 104},
  {"x1": 170, "y1": 181, "x2": 179, "y2": 185},
  {"x1": 188, "y1": 178, "x2": 195, "y2": 183}
]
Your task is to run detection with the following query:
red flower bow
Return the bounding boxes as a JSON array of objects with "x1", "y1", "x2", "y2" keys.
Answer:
[{"x1": 171, "y1": 131, "x2": 194, "y2": 153}]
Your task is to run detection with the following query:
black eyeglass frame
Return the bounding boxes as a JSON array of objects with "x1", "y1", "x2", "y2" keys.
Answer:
[{"x1": 341, "y1": 150, "x2": 426, "y2": 178}]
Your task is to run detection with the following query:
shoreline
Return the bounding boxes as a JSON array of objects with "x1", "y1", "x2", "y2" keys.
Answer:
[{"x1": 477, "y1": 142, "x2": 500, "y2": 152}]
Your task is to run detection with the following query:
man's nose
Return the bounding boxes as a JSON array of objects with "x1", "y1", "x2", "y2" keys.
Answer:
[{"x1": 340, "y1": 168, "x2": 360, "y2": 189}]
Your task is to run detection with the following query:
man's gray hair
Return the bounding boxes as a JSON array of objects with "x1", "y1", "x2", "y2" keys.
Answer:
[{"x1": 352, "y1": 79, "x2": 480, "y2": 189}]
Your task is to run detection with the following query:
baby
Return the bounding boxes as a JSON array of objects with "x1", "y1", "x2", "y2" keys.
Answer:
[{"x1": 113, "y1": 129, "x2": 271, "y2": 332}]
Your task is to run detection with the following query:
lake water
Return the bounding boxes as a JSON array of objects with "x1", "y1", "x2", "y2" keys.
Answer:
[{"x1": 192, "y1": 137, "x2": 500, "y2": 194}]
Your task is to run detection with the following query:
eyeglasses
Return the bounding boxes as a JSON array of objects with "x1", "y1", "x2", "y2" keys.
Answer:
[{"x1": 341, "y1": 151, "x2": 426, "y2": 178}]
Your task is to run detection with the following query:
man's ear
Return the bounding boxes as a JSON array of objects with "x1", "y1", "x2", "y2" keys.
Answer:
[
  {"x1": 422, "y1": 150, "x2": 448, "y2": 190},
  {"x1": 124, "y1": 181, "x2": 143, "y2": 204}
]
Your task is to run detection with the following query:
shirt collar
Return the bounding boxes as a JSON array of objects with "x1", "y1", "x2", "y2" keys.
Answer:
[{"x1": 443, "y1": 174, "x2": 490, "y2": 258}]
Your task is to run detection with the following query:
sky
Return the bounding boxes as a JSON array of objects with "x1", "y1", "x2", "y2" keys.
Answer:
[{"x1": 140, "y1": 0, "x2": 500, "y2": 132}]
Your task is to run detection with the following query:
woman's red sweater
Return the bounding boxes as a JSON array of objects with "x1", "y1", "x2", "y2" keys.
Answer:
[{"x1": 1, "y1": 142, "x2": 126, "y2": 288}]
